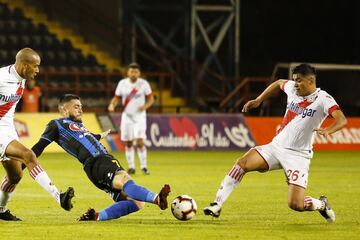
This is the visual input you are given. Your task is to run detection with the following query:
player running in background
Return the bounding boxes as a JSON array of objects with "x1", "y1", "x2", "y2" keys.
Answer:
[
  {"x1": 0, "y1": 48, "x2": 74, "y2": 221},
  {"x1": 204, "y1": 64, "x2": 347, "y2": 223},
  {"x1": 32, "y1": 94, "x2": 170, "y2": 221},
  {"x1": 108, "y1": 63, "x2": 154, "y2": 175}
]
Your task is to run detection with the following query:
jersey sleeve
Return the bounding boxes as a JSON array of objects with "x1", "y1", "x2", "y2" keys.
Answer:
[
  {"x1": 322, "y1": 93, "x2": 340, "y2": 117},
  {"x1": 143, "y1": 80, "x2": 152, "y2": 96},
  {"x1": 114, "y1": 80, "x2": 122, "y2": 97},
  {"x1": 41, "y1": 120, "x2": 59, "y2": 143},
  {"x1": 31, "y1": 138, "x2": 51, "y2": 157},
  {"x1": 281, "y1": 80, "x2": 295, "y2": 95}
]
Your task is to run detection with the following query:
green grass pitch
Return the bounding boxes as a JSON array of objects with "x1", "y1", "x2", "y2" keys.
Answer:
[{"x1": 1, "y1": 151, "x2": 360, "y2": 240}]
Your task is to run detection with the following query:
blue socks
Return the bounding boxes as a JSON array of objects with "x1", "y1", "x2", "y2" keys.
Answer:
[
  {"x1": 122, "y1": 180, "x2": 156, "y2": 203},
  {"x1": 97, "y1": 180, "x2": 157, "y2": 221},
  {"x1": 98, "y1": 200, "x2": 139, "y2": 221}
]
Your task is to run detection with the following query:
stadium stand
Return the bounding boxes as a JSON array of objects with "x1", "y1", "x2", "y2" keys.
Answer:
[
  {"x1": 0, "y1": 1, "x2": 194, "y2": 113},
  {"x1": 0, "y1": 3, "x2": 105, "y2": 72}
]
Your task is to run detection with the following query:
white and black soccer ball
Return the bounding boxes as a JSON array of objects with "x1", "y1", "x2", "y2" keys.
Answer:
[{"x1": 171, "y1": 194, "x2": 197, "y2": 221}]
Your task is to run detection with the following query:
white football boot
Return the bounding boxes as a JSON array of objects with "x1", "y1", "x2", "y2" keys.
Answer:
[
  {"x1": 319, "y1": 196, "x2": 335, "y2": 223},
  {"x1": 203, "y1": 202, "x2": 222, "y2": 218}
]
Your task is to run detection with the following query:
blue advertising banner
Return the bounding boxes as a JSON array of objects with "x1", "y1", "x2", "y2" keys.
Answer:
[{"x1": 110, "y1": 114, "x2": 256, "y2": 151}]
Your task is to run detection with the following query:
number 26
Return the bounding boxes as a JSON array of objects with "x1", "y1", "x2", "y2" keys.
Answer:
[{"x1": 286, "y1": 169, "x2": 299, "y2": 181}]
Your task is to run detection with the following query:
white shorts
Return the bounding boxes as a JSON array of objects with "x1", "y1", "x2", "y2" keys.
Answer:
[
  {"x1": 120, "y1": 113, "x2": 147, "y2": 141},
  {"x1": 0, "y1": 125, "x2": 19, "y2": 161},
  {"x1": 254, "y1": 143, "x2": 312, "y2": 188}
]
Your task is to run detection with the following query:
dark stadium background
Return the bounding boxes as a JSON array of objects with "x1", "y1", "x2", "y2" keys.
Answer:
[{"x1": 3, "y1": 0, "x2": 360, "y2": 116}]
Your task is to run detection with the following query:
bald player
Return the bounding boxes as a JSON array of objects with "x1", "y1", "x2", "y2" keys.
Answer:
[{"x1": 0, "y1": 48, "x2": 74, "y2": 221}]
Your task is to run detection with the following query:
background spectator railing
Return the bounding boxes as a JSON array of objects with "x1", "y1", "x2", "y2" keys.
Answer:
[{"x1": 37, "y1": 70, "x2": 181, "y2": 113}]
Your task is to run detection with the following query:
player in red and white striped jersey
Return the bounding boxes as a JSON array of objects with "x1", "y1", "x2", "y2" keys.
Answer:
[
  {"x1": 108, "y1": 63, "x2": 154, "y2": 175},
  {"x1": 204, "y1": 64, "x2": 347, "y2": 223},
  {"x1": 0, "y1": 48, "x2": 74, "y2": 221}
]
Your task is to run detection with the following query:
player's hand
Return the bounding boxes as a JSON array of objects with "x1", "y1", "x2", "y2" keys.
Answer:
[
  {"x1": 242, "y1": 99, "x2": 261, "y2": 112},
  {"x1": 314, "y1": 128, "x2": 330, "y2": 138},
  {"x1": 100, "y1": 129, "x2": 111, "y2": 139},
  {"x1": 108, "y1": 104, "x2": 115, "y2": 112},
  {"x1": 138, "y1": 105, "x2": 146, "y2": 112}
]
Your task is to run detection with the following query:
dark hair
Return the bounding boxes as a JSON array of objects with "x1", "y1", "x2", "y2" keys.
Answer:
[
  {"x1": 59, "y1": 94, "x2": 80, "y2": 105},
  {"x1": 127, "y1": 62, "x2": 140, "y2": 70},
  {"x1": 292, "y1": 63, "x2": 316, "y2": 76}
]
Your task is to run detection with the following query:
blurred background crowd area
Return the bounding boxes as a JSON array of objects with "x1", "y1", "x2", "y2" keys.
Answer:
[{"x1": 1, "y1": 0, "x2": 359, "y2": 116}]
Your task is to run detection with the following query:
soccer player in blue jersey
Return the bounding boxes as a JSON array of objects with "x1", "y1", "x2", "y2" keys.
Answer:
[{"x1": 31, "y1": 94, "x2": 171, "y2": 221}]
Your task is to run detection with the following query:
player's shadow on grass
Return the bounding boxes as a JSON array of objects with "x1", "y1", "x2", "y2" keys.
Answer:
[
  {"x1": 164, "y1": 219, "x2": 226, "y2": 225},
  {"x1": 77, "y1": 218, "x2": 227, "y2": 225},
  {"x1": 285, "y1": 223, "x2": 334, "y2": 228}
]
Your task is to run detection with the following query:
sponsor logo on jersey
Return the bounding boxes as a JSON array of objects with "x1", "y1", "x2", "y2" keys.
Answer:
[
  {"x1": 69, "y1": 122, "x2": 81, "y2": 131},
  {"x1": 0, "y1": 93, "x2": 22, "y2": 103},
  {"x1": 288, "y1": 101, "x2": 317, "y2": 118},
  {"x1": 69, "y1": 122, "x2": 88, "y2": 132}
]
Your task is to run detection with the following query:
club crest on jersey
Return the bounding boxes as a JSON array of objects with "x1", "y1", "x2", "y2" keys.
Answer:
[
  {"x1": 288, "y1": 101, "x2": 317, "y2": 118},
  {"x1": 69, "y1": 122, "x2": 86, "y2": 132}
]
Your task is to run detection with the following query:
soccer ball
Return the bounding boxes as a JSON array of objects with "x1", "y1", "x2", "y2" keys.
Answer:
[{"x1": 171, "y1": 195, "x2": 197, "y2": 221}]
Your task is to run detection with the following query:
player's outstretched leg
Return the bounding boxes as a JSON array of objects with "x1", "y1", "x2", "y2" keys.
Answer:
[
  {"x1": 78, "y1": 200, "x2": 141, "y2": 221},
  {"x1": 60, "y1": 187, "x2": 75, "y2": 211},
  {"x1": 304, "y1": 195, "x2": 335, "y2": 223},
  {"x1": 121, "y1": 180, "x2": 171, "y2": 210},
  {"x1": 204, "y1": 163, "x2": 245, "y2": 218}
]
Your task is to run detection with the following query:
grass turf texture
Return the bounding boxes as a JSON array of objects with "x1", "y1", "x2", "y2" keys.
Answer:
[{"x1": 1, "y1": 151, "x2": 359, "y2": 240}]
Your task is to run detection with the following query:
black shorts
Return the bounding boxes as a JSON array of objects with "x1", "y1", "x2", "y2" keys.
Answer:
[{"x1": 83, "y1": 154, "x2": 126, "y2": 201}]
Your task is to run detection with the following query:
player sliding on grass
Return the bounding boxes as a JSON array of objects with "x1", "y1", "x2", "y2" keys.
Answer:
[
  {"x1": 204, "y1": 63, "x2": 347, "y2": 223},
  {"x1": 31, "y1": 94, "x2": 170, "y2": 221}
]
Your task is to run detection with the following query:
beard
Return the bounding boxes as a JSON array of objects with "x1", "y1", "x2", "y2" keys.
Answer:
[{"x1": 69, "y1": 114, "x2": 82, "y2": 123}]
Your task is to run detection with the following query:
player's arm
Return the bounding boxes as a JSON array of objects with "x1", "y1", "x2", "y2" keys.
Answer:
[
  {"x1": 242, "y1": 79, "x2": 287, "y2": 112},
  {"x1": 108, "y1": 96, "x2": 121, "y2": 112},
  {"x1": 32, "y1": 139, "x2": 51, "y2": 157},
  {"x1": 138, "y1": 94, "x2": 154, "y2": 112},
  {"x1": 91, "y1": 129, "x2": 111, "y2": 140},
  {"x1": 314, "y1": 110, "x2": 347, "y2": 137},
  {"x1": 31, "y1": 120, "x2": 59, "y2": 157}
]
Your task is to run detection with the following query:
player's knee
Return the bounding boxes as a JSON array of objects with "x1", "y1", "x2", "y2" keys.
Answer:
[
  {"x1": 134, "y1": 201, "x2": 145, "y2": 209},
  {"x1": 135, "y1": 139, "x2": 144, "y2": 148},
  {"x1": 125, "y1": 141, "x2": 133, "y2": 148},
  {"x1": 113, "y1": 170, "x2": 132, "y2": 189},
  {"x1": 21, "y1": 149, "x2": 37, "y2": 164},
  {"x1": 136, "y1": 142, "x2": 144, "y2": 148},
  {"x1": 237, "y1": 158, "x2": 249, "y2": 172},
  {"x1": 288, "y1": 201, "x2": 304, "y2": 212}
]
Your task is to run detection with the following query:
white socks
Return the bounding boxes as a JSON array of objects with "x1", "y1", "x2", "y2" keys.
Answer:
[
  {"x1": 137, "y1": 146, "x2": 147, "y2": 169},
  {"x1": 1, "y1": 166, "x2": 61, "y2": 210},
  {"x1": 29, "y1": 165, "x2": 60, "y2": 204},
  {"x1": 215, "y1": 164, "x2": 245, "y2": 206},
  {"x1": 125, "y1": 146, "x2": 135, "y2": 169},
  {"x1": 126, "y1": 146, "x2": 148, "y2": 169},
  {"x1": 0, "y1": 177, "x2": 16, "y2": 213},
  {"x1": 304, "y1": 196, "x2": 325, "y2": 211}
]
